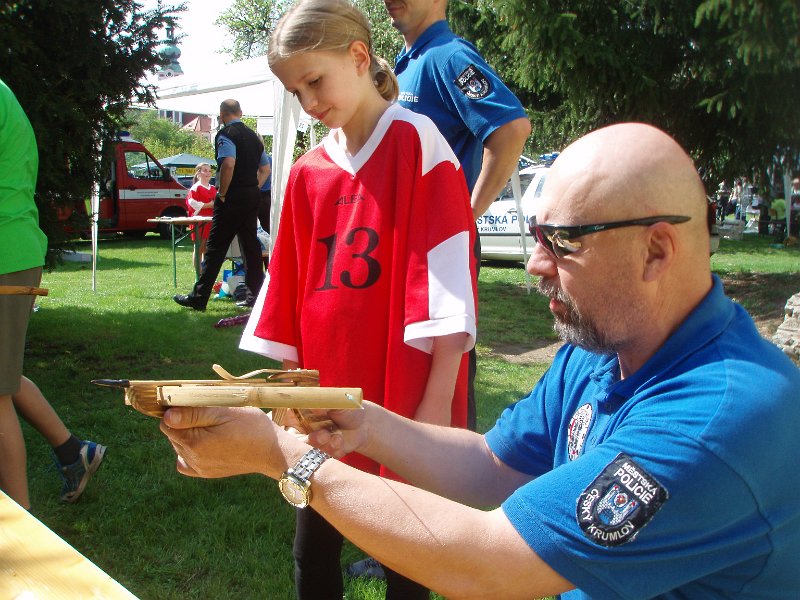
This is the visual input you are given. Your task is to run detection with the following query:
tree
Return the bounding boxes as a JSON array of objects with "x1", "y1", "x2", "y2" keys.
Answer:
[
  {"x1": 127, "y1": 109, "x2": 214, "y2": 159},
  {"x1": 0, "y1": 0, "x2": 183, "y2": 259},
  {"x1": 356, "y1": 0, "x2": 404, "y2": 62},
  {"x1": 217, "y1": 0, "x2": 402, "y2": 71},
  {"x1": 448, "y1": 0, "x2": 800, "y2": 189},
  {"x1": 216, "y1": 0, "x2": 403, "y2": 161},
  {"x1": 216, "y1": 0, "x2": 290, "y2": 61}
]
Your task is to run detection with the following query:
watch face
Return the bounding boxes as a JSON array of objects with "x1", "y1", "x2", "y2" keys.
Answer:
[{"x1": 279, "y1": 476, "x2": 309, "y2": 508}]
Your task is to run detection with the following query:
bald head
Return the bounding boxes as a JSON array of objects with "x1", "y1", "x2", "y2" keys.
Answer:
[
  {"x1": 220, "y1": 99, "x2": 243, "y2": 117},
  {"x1": 542, "y1": 123, "x2": 710, "y2": 255},
  {"x1": 529, "y1": 123, "x2": 715, "y2": 374}
]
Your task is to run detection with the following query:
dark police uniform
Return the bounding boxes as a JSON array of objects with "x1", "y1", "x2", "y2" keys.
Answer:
[{"x1": 184, "y1": 120, "x2": 265, "y2": 307}]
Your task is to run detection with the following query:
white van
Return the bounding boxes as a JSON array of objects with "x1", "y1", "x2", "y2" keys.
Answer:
[{"x1": 477, "y1": 163, "x2": 550, "y2": 262}]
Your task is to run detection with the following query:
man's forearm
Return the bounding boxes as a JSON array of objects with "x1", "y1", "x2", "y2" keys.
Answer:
[
  {"x1": 471, "y1": 117, "x2": 532, "y2": 219},
  {"x1": 217, "y1": 158, "x2": 235, "y2": 196},
  {"x1": 257, "y1": 164, "x2": 271, "y2": 189},
  {"x1": 310, "y1": 457, "x2": 572, "y2": 599},
  {"x1": 342, "y1": 402, "x2": 531, "y2": 507},
  {"x1": 159, "y1": 405, "x2": 567, "y2": 597}
]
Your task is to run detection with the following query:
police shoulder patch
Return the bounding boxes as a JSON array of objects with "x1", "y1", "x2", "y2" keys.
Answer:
[
  {"x1": 567, "y1": 403, "x2": 593, "y2": 461},
  {"x1": 454, "y1": 64, "x2": 491, "y2": 99},
  {"x1": 576, "y1": 453, "x2": 669, "y2": 547}
]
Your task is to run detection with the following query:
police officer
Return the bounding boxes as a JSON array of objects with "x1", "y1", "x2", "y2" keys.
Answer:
[
  {"x1": 174, "y1": 99, "x2": 270, "y2": 310},
  {"x1": 388, "y1": 0, "x2": 531, "y2": 433}
]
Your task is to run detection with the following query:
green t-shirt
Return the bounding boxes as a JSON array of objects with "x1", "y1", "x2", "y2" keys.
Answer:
[
  {"x1": 771, "y1": 199, "x2": 786, "y2": 221},
  {"x1": 0, "y1": 78, "x2": 48, "y2": 275}
]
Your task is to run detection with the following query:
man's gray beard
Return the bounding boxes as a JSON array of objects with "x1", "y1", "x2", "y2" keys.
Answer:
[{"x1": 537, "y1": 280, "x2": 616, "y2": 355}]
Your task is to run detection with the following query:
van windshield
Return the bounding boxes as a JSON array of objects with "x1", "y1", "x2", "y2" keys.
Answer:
[{"x1": 126, "y1": 151, "x2": 164, "y2": 180}]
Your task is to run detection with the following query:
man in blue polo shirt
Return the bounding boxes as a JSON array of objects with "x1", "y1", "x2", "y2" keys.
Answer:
[
  {"x1": 161, "y1": 122, "x2": 800, "y2": 598},
  {"x1": 389, "y1": 0, "x2": 531, "y2": 219},
  {"x1": 384, "y1": 0, "x2": 531, "y2": 451}
]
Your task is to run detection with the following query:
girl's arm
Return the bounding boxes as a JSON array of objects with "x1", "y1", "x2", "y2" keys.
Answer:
[
  {"x1": 414, "y1": 332, "x2": 468, "y2": 425},
  {"x1": 203, "y1": 186, "x2": 217, "y2": 209},
  {"x1": 186, "y1": 190, "x2": 204, "y2": 215}
]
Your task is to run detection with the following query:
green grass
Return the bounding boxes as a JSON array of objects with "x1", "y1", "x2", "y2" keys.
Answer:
[
  {"x1": 19, "y1": 233, "x2": 798, "y2": 599},
  {"x1": 711, "y1": 235, "x2": 800, "y2": 321},
  {"x1": 711, "y1": 233, "x2": 800, "y2": 273}
]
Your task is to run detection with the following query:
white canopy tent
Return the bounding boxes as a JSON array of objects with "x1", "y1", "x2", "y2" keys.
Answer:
[
  {"x1": 91, "y1": 56, "x2": 309, "y2": 291},
  {"x1": 143, "y1": 56, "x2": 308, "y2": 249},
  {"x1": 142, "y1": 55, "x2": 302, "y2": 134}
]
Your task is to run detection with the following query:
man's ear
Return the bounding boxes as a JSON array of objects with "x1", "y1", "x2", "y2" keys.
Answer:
[{"x1": 642, "y1": 223, "x2": 676, "y2": 282}]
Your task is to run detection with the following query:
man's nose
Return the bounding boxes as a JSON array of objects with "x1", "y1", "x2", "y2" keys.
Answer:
[{"x1": 526, "y1": 242, "x2": 557, "y2": 279}]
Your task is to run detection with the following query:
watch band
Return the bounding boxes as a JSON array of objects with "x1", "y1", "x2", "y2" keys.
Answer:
[{"x1": 289, "y1": 447, "x2": 330, "y2": 481}]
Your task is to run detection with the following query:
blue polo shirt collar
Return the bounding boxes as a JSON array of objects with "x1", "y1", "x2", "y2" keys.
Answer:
[
  {"x1": 396, "y1": 20, "x2": 454, "y2": 65},
  {"x1": 598, "y1": 274, "x2": 732, "y2": 400}
]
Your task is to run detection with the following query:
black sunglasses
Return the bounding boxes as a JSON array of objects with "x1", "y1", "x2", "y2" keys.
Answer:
[{"x1": 527, "y1": 215, "x2": 692, "y2": 259}]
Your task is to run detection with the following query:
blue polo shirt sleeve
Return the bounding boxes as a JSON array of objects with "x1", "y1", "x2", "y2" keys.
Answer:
[
  {"x1": 260, "y1": 155, "x2": 272, "y2": 192},
  {"x1": 395, "y1": 22, "x2": 529, "y2": 190},
  {"x1": 216, "y1": 134, "x2": 236, "y2": 161},
  {"x1": 435, "y1": 43, "x2": 527, "y2": 144}
]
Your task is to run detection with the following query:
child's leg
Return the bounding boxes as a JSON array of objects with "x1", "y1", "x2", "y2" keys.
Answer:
[
  {"x1": 0, "y1": 393, "x2": 30, "y2": 508},
  {"x1": 0, "y1": 267, "x2": 44, "y2": 509},
  {"x1": 385, "y1": 565, "x2": 431, "y2": 600},
  {"x1": 12, "y1": 376, "x2": 71, "y2": 448},
  {"x1": 293, "y1": 506, "x2": 344, "y2": 599}
]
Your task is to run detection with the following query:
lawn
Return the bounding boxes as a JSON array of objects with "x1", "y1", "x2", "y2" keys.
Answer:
[{"x1": 19, "y1": 233, "x2": 799, "y2": 599}]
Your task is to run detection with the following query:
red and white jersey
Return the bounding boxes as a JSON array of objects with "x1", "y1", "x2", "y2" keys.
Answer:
[
  {"x1": 254, "y1": 103, "x2": 477, "y2": 475},
  {"x1": 186, "y1": 181, "x2": 216, "y2": 217}
]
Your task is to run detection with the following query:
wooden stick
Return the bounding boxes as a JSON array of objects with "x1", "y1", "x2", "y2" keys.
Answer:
[
  {"x1": 212, "y1": 363, "x2": 320, "y2": 381},
  {"x1": 128, "y1": 379, "x2": 270, "y2": 387},
  {"x1": 0, "y1": 286, "x2": 49, "y2": 296},
  {"x1": 157, "y1": 385, "x2": 362, "y2": 409}
]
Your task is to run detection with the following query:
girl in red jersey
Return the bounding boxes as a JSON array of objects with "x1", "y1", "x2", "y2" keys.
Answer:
[
  {"x1": 255, "y1": 0, "x2": 477, "y2": 597},
  {"x1": 185, "y1": 162, "x2": 215, "y2": 264}
]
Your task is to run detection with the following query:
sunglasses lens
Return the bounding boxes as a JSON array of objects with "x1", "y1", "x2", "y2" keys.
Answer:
[
  {"x1": 527, "y1": 217, "x2": 582, "y2": 259},
  {"x1": 551, "y1": 233, "x2": 581, "y2": 257},
  {"x1": 528, "y1": 217, "x2": 558, "y2": 258}
]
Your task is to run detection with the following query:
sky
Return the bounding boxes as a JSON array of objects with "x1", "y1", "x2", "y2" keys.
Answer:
[{"x1": 148, "y1": 0, "x2": 235, "y2": 77}]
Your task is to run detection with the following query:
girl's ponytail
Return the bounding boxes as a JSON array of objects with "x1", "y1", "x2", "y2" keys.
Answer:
[{"x1": 371, "y1": 54, "x2": 399, "y2": 103}]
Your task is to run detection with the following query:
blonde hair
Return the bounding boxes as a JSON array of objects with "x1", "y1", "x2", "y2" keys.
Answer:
[
  {"x1": 268, "y1": 0, "x2": 399, "y2": 102},
  {"x1": 193, "y1": 162, "x2": 212, "y2": 184}
]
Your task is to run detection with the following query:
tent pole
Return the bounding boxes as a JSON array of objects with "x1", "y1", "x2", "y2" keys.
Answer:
[
  {"x1": 91, "y1": 139, "x2": 100, "y2": 292},
  {"x1": 510, "y1": 169, "x2": 531, "y2": 294}
]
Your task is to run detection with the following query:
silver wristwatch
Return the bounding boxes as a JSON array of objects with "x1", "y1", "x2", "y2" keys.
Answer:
[{"x1": 278, "y1": 448, "x2": 330, "y2": 508}]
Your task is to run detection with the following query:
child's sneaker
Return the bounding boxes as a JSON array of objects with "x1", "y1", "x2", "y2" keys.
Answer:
[
  {"x1": 346, "y1": 557, "x2": 386, "y2": 580},
  {"x1": 57, "y1": 440, "x2": 106, "y2": 503}
]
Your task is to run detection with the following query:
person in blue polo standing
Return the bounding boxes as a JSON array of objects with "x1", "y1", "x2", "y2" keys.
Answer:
[
  {"x1": 258, "y1": 154, "x2": 272, "y2": 234},
  {"x1": 174, "y1": 99, "x2": 271, "y2": 310},
  {"x1": 389, "y1": 0, "x2": 531, "y2": 429}
]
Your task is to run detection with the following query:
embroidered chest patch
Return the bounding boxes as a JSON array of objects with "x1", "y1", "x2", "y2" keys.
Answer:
[
  {"x1": 567, "y1": 403, "x2": 593, "y2": 461},
  {"x1": 454, "y1": 64, "x2": 491, "y2": 99},
  {"x1": 576, "y1": 453, "x2": 669, "y2": 547}
]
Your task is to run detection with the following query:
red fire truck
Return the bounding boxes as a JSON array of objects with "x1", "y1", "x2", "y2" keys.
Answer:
[{"x1": 72, "y1": 132, "x2": 189, "y2": 238}]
